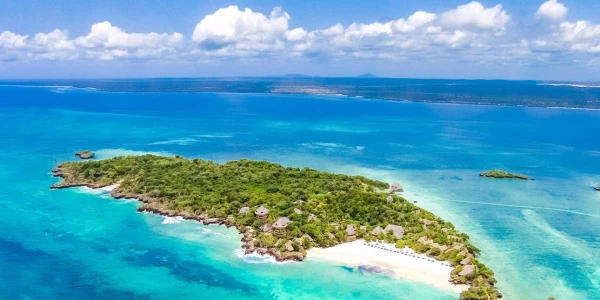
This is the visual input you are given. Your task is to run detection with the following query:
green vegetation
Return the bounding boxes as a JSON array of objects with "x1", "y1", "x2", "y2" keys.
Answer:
[
  {"x1": 52, "y1": 154, "x2": 500, "y2": 300},
  {"x1": 479, "y1": 170, "x2": 528, "y2": 180},
  {"x1": 75, "y1": 150, "x2": 95, "y2": 159}
]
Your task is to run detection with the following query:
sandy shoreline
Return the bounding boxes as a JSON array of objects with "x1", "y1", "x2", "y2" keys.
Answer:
[
  {"x1": 308, "y1": 240, "x2": 468, "y2": 294},
  {"x1": 97, "y1": 183, "x2": 120, "y2": 192}
]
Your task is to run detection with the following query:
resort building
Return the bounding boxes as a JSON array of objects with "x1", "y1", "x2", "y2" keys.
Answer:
[
  {"x1": 386, "y1": 195, "x2": 393, "y2": 202},
  {"x1": 272, "y1": 217, "x2": 291, "y2": 236},
  {"x1": 308, "y1": 214, "x2": 317, "y2": 222},
  {"x1": 390, "y1": 182, "x2": 404, "y2": 192},
  {"x1": 418, "y1": 236, "x2": 432, "y2": 244},
  {"x1": 371, "y1": 226, "x2": 384, "y2": 235},
  {"x1": 255, "y1": 206, "x2": 269, "y2": 222},
  {"x1": 384, "y1": 224, "x2": 405, "y2": 239},
  {"x1": 294, "y1": 208, "x2": 303, "y2": 215},
  {"x1": 459, "y1": 264, "x2": 475, "y2": 277},
  {"x1": 346, "y1": 224, "x2": 356, "y2": 241},
  {"x1": 239, "y1": 206, "x2": 250, "y2": 214},
  {"x1": 419, "y1": 218, "x2": 434, "y2": 226},
  {"x1": 460, "y1": 256, "x2": 471, "y2": 265}
]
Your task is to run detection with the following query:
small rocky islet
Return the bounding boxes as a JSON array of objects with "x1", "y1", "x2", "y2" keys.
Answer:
[
  {"x1": 75, "y1": 150, "x2": 95, "y2": 159},
  {"x1": 50, "y1": 154, "x2": 501, "y2": 300},
  {"x1": 479, "y1": 170, "x2": 529, "y2": 180}
]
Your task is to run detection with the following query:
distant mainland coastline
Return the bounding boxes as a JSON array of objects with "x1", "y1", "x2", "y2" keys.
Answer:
[
  {"x1": 5, "y1": 77, "x2": 600, "y2": 109},
  {"x1": 51, "y1": 154, "x2": 501, "y2": 300}
]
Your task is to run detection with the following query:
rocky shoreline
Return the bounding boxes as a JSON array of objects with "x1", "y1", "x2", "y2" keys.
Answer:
[{"x1": 50, "y1": 165, "x2": 305, "y2": 262}]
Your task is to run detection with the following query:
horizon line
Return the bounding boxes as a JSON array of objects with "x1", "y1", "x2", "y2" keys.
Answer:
[{"x1": 0, "y1": 75, "x2": 597, "y2": 83}]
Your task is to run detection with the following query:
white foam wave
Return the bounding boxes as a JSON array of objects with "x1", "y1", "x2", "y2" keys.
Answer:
[
  {"x1": 73, "y1": 186, "x2": 109, "y2": 196},
  {"x1": 235, "y1": 249, "x2": 291, "y2": 264},
  {"x1": 149, "y1": 138, "x2": 203, "y2": 146},
  {"x1": 194, "y1": 134, "x2": 233, "y2": 138},
  {"x1": 299, "y1": 142, "x2": 365, "y2": 152},
  {"x1": 0, "y1": 84, "x2": 97, "y2": 92},
  {"x1": 196, "y1": 226, "x2": 231, "y2": 239},
  {"x1": 162, "y1": 216, "x2": 183, "y2": 224},
  {"x1": 538, "y1": 83, "x2": 600, "y2": 88}
]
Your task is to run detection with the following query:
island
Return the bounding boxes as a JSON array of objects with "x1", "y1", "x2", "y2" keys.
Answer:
[
  {"x1": 50, "y1": 154, "x2": 501, "y2": 300},
  {"x1": 75, "y1": 150, "x2": 95, "y2": 159},
  {"x1": 595, "y1": 186, "x2": 600, "y2": 191},
  {"x1": 479, "y1": 170, "x2": 529, "y2": 180}
]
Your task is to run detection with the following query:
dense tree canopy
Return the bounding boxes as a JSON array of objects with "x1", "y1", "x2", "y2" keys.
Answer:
[{"x1": 54, "y1": 155, "x2": 500, "y2": 300}]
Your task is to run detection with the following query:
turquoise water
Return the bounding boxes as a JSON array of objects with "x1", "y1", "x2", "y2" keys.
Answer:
[{"x1": 1, "y1": 84, "x2": 599, "y2": 299}]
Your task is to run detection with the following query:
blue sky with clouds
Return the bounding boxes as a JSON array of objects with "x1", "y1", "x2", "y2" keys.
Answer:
[{"x1": 1, "y1": 0, "x2": 599, "y2": 80}]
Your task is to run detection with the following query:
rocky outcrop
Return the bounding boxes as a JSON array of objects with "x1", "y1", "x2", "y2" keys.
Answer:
[
  {"x1": 595, "y1": 186, "x2": 600, "y2": 191},
  {"x1": 50, "y1": 165, "x2": 104, "y2": 189},
  {"x1": 479, "y1": 170, "x2": 529, "y2": 180},
  {"x1": 75, "y1": 150, "x2": 95, "y2": 159}
]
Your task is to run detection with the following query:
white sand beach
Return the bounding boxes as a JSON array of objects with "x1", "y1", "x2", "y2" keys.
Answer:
[
  {"x1": 98, "y1": 183, "x2": 119, "y2": 192},
  {"x1": 308, "y1": 240, "x2": 468, "y2": 294}
]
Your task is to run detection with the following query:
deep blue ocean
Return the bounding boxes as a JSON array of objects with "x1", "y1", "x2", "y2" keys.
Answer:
[{"x1": 0, "y1": 82, "x2": 599, "y2": 299}]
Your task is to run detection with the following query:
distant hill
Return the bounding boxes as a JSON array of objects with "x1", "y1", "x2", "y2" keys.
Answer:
[{"x1": 357, "y1": 73, "x2": 378, "y2": 78}]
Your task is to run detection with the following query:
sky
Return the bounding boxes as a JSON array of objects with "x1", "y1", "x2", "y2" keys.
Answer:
[{"x1": 1, "y1": 0, "x2": 600, "y2": 80}]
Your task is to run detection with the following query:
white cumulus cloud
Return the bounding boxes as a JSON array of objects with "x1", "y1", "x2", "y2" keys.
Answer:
[
  {"x1": 0, "y1": 31, "x2": 28, "y2": 49},
  {"x1": 537, "y1": 0, "x2": 568, "y2": 21},
  {"x1": 1, "y1": 1, "x2": 600, "y2": 69},
  {"x1": 440, "y1": 1, "x2": 510, "y2": 33},
  {"x1": 0, "y1": 22, "x2": 183, "y2": 61},
  {"x1": 191, "y1": 6, "x2": 306, "y2": 56}
]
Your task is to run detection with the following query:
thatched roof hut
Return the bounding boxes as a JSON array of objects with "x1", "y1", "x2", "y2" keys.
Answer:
[
  {"x1": 272, "y1": 217, "x2": 291, "y2": 229},
  {"x1": 390, "y1": 182, "x2": 403, "y2": 192},
  {"x1": 255, "y1": 206, "x2": 269, "y2": 217},
  {"x1": 460, "y1": 256, "x2": 471, "y2": 265},
  {"x1": 346, "y1": 224, "x2": 356, "y2": 236},
  {"x1": 459, "y1": 265, "x2": 475, "y2": 276},
  {"x1": 384, "y1": 224, "x2": 405, "y2": 239},
  {"x1": 371, "y1": 226, "x2": 384, "y2": 235}
]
